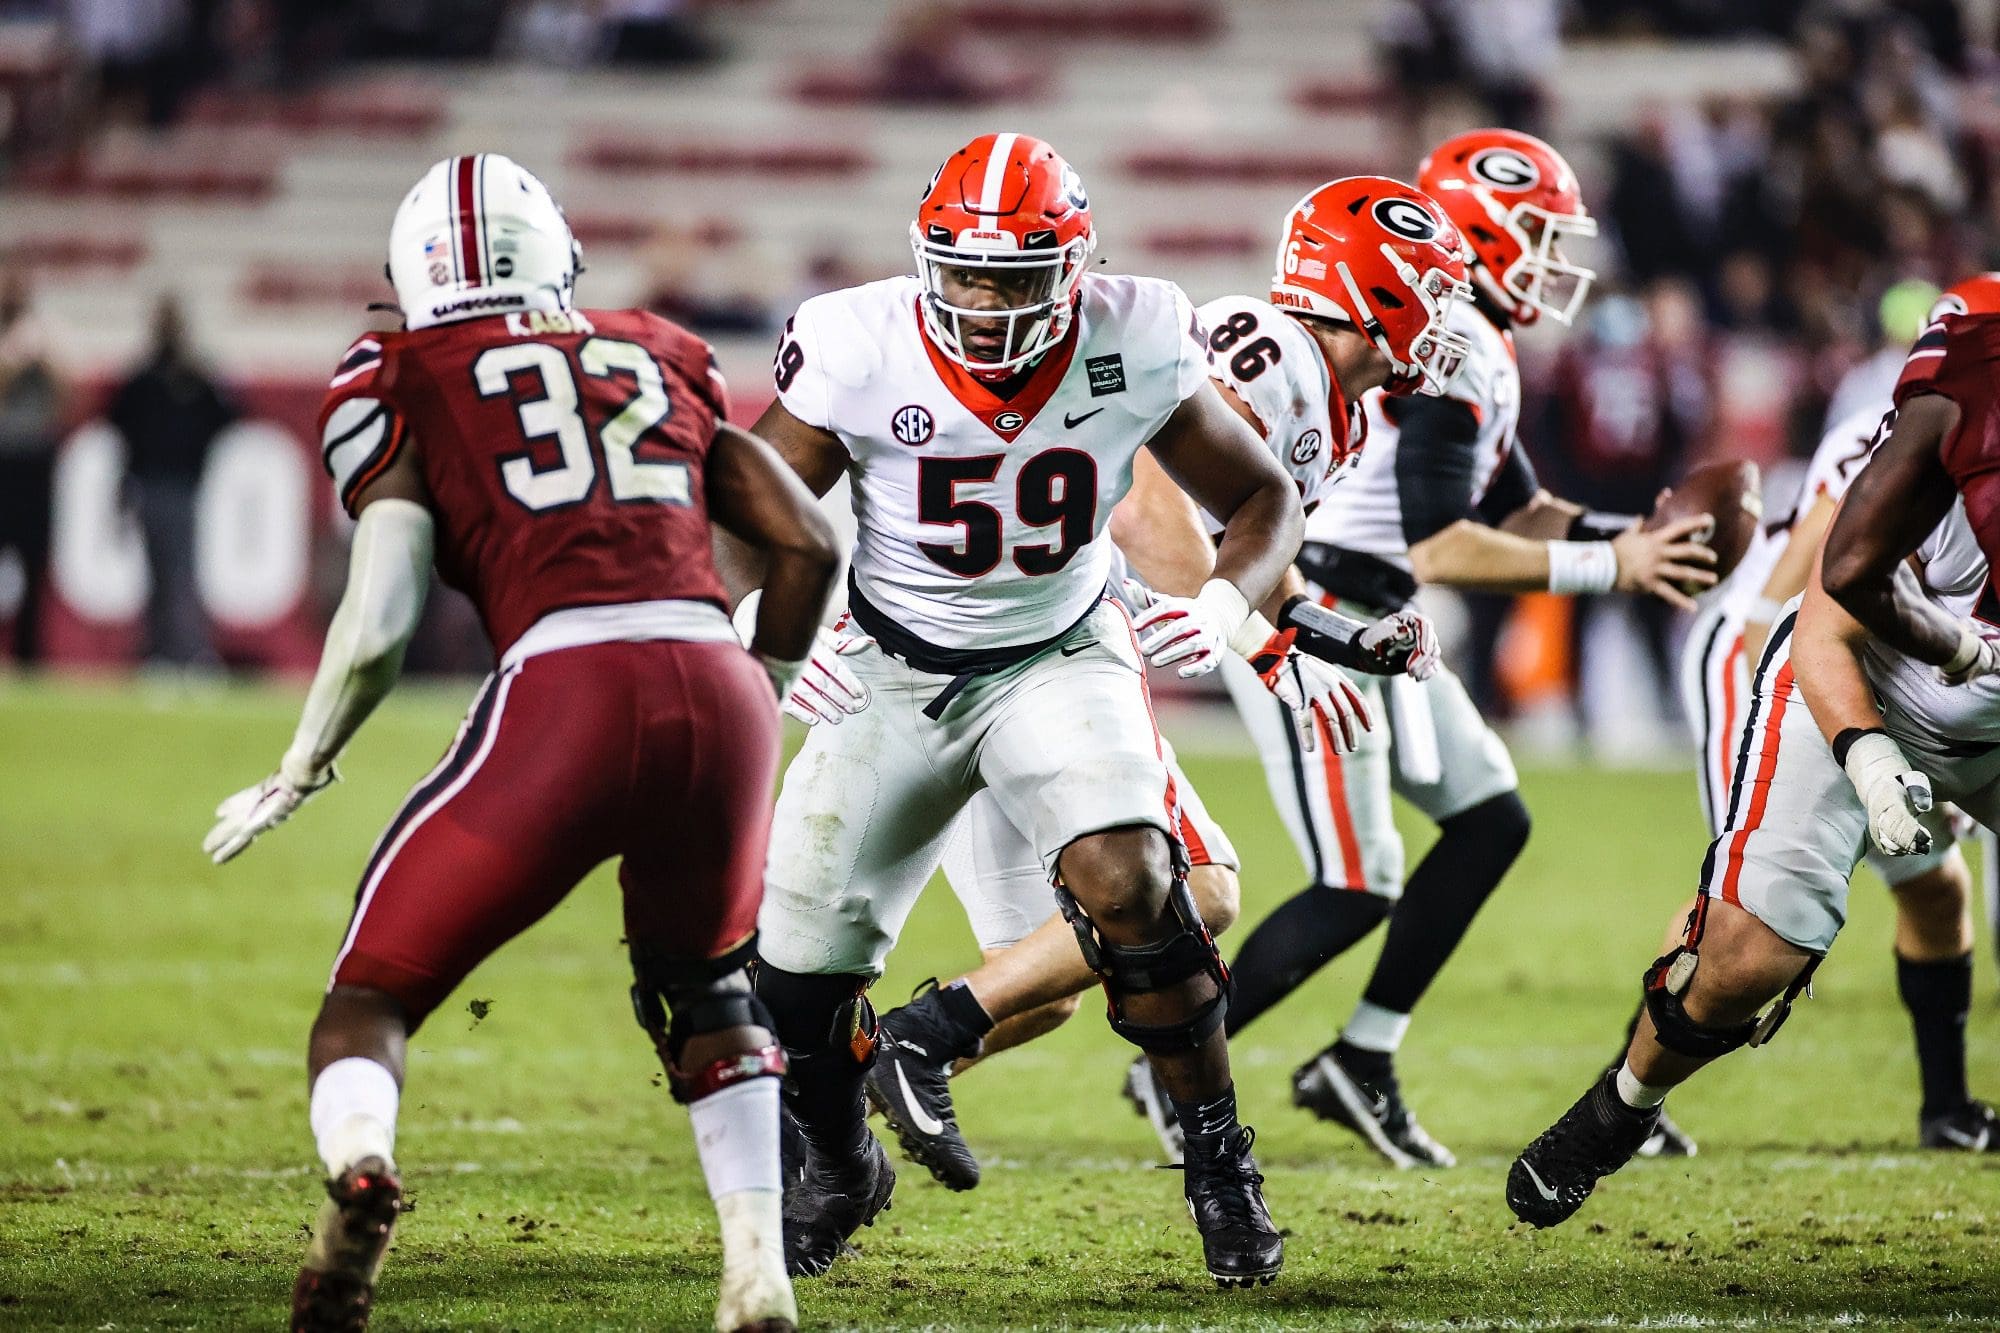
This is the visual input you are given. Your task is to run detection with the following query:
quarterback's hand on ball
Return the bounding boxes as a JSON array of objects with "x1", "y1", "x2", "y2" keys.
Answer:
[
  {"x1": 1357, "y1": 609, "x2": 1441, "y2": 681},
  {"x1": 1130, "y1": 589, "x2": 1233, "y2": 679},
  {"x1": 1252, "y1": 635, "x2": 1372, "y2": 754},
  {"x1": 203, "y1": 765, "x2": 338, "y2": 865},
  {"x1": 784, "y1": 623, "x2": 874, "y2": 726},
  {"x1": 1841, "y1": 732, "x2": 1934, "y2": 857},
  {"x1": 1938, "y1": 621, "x2": 2000, "y2": 687},
  {"x1": 1612, "y1": 513, "x2": 1716, "y2": 612}
]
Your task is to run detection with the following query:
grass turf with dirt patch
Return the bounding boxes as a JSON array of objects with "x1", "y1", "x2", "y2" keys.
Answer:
[{"x1": 1, "y1": 677, "x2": 1996, "y2": 1330}]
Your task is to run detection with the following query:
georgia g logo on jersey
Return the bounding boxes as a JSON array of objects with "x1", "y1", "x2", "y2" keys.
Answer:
[
  {"x1": 1372, "y1": 197, "x2": 1441, "y2": 243},
  {"x1": 1469, "y1": 147, "x2": 1541, "y2": 191},
  {"x1": 891, "y1": 404, "x2": 936, "y2": 446}
]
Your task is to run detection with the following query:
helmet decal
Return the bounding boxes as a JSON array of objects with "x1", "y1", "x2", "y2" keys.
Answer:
[
  {"x1": 1060, "y1": 164, "x2": 1089, "y2": 213},
  {"x1": 1372, "y1": 196, "x2": 1442, "y2": 243},
  {"x1": 1469, "y1": 146, "x2": 1540, "y2": 190}
]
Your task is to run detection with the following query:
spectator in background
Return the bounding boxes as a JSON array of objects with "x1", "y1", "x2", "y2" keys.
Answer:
[
  {"x1": 1822, "y1": 276, "x2": 1939, "y2": 430},
  {"x1": 68, "y1": 0, "x2": 194, "y2": 126},
  {"x1": 109, "y1": 296, "x2": 234, "y2": 669},
  {"x1": 1540, "y1": 280, "x2": 1715, "y2": 739},
  {"x1": 0, "y1": 272, "x2": 65, "y2": 666}
]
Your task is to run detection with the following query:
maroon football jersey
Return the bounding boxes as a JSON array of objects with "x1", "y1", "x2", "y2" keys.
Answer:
[
  {"x1": 316, "y1": 307, "x2": 731, "y2": 657},
  {"x1": 1895, "y1": 311, "x2": 2000, "y2": 573}
]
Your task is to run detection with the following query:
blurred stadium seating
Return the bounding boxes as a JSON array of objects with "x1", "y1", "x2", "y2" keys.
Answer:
[{"x1": 0, "y1": 0, "x2": 1994, "y2": 748}]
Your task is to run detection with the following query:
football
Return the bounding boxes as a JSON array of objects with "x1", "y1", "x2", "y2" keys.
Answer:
[{"x1": 1641, "y1": 459, "x2": 1764, "y2": 586}]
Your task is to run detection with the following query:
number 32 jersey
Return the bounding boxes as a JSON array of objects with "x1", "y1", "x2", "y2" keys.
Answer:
[
  {"x1": 314, "y1": 307, "x2": 732, "y2": 658},
  {"x1": 776, "y1": 273, "x2": 1211, "y2": 651}
]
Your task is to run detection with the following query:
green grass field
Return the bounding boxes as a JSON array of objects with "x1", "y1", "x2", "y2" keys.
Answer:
[{"x1": 2, "y1": 677, "x2": 1998, "y2": 1331}]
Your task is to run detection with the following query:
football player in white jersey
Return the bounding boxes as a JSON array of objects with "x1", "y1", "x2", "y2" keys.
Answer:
[
  {"x1": 1198, "y1": 130, "x2": 1716, "y2": 1171},
  {"x1": 1509, "y1": 299, "x2": 2000, "y2": 1224},
  {"x1": 1643, "y1": 277, "x2": 2000, "y2": 1158},
  {"x1": 856, "y1": 177, "x2": 1461, "y2": 1183},
  {"x1": 725, "y1": 133, "x2": 1341, "y2": 1287}
]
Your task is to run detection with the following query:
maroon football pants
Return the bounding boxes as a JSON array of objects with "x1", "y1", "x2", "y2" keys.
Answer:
[{"x1": 329, "y1": 638, "x2": 780, "y2": 1028}]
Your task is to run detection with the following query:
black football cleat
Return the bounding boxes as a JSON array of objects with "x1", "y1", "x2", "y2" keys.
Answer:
[
  {"x1": 1292, "y1": 1044, "x2": 1454, "y2": 1169},
  {"x1": 1507, "y1": 1071, "x2": 1660, "y2": 1228},
  {"x1": 1638, "y1": 1104, "x2": 1699, "y2": 1158},
  {"x1": 781, "y1": 1131, "x2": 895, "y2": 1277},
  {"x1": 1920, "y1": 1099, "x2": 2000, "y2": 1152},
  {"x1": 1121, "y1": 1056, "x2": 1184, "y2": 1163},
  {"x1": 863, "y1": 986, "x2": 982, "y2": 1190},
  {"x1": 1179, "y1": 1126, "x2": 1283, "y2": 1288},
  {"x1": 291, "y1": 1156, "x2": 402, "y2": 1333}
]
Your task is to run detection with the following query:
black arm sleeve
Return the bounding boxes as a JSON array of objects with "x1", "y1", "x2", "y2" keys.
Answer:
[
  {"x1": 1474, "y1": 442, "x2": 1539, "y2": 526},
  {"x1": 1388, "y1": 394, "x2": 1482, "y2": 545}
]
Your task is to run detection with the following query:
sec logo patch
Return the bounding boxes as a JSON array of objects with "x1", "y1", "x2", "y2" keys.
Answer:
[
  {"x1": 1290, "y1": 428, "x2": 1322, "y2": 468},
  {"x1": 891, "y1": 404, "x2": 935, "y2": 445}
]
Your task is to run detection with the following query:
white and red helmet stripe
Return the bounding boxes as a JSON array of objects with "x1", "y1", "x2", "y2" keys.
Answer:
[
  {"x1": 976, "y1": 132, "x2": 1020, "y2": 216},
  {"x1": 450, "y1": 154, "x2": 485, "y2": 287}
]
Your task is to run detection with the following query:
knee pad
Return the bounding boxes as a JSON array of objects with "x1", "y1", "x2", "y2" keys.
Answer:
[
  {"x1": 1642, "y1": 946, "x2": 1821, "y2": 1057},
  {"x1": 1057, "y1": 872, "x2": 1230, "y2": 1053},
  {"x1": 753, "y1": 962, "x2": 879, "y2": 1073},
  {"x1": 629, "y1": 939, "x2": 783, "y2": 1103}
]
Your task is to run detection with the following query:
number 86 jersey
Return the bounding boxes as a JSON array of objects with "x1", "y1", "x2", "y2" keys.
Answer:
[
  {"x1": 314, "y1": 307, "x2": 733, "y2": 658},
  {"x1": 775, "y1": 273, "x2": 1212, "y2": 652}
]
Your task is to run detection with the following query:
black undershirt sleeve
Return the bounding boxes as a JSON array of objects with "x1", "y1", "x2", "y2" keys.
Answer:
[
  {"x1": 1474, "y1": 442, "x2": 1539, "y2": 526},
  {"x1": 1388, "y1": 394, "x2": 1482, "y2": 546}
]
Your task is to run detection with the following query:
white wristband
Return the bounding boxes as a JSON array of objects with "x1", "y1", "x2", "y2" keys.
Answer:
[
  {"x1": 1194, "y1": 578, "x2": 1263, "y2": 658},
  {"x1": 758, "y1": 650, "x2": 806, "y2": 702},
  {"x1": 1548, "y1": 541, "x2": 1619, "y2": 596},
  {"x1": 1943, "y1": 623, "x2": 1984, "y2": 677},
  {"x1": 731, "y1": 589, "x2": 762, "y2": 649}
]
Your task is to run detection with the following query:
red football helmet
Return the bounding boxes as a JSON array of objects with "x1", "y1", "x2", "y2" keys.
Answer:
[
  {"x1": 1270, "y1": 176, "x2": 1474, "y2": 395},
  {"x1": 1418, "y1": 128, "x2": 1596, "y2": 326},
  {"x1": 910, "y1": 132, "x2": 1097, "y2": 378},
  {"x1": 1929, "y1": 272, "x2": 2000, "y2": 321}
]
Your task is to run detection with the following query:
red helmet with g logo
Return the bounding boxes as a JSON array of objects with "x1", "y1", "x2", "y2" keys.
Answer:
[
  {"x1": 910, "y1": 132, "x2": 1097, "y2": 378},
  {"x1": 1929, "y1": 272, "x2": 2000, "y2": 321},
  {"x1": 1418, "y1": 128, "x2": 1596, "y2": 326},
  {"x1": 1270, "y1": 176, "x2": 1474, "y2": 396}
]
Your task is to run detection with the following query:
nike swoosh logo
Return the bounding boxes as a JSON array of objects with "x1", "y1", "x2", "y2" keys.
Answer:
[
  {"x1": 1059, "y1": 643, "x2": 1091, "y2": 657},
  {"x1": 1064, "y1": 408, "x2": 1105, "y2": 429},
  {"x1": 895, "y1": 1061, "x2": 947, "y2": 1137},
  {"x1": 1520, "y1": 1159, "x2": 1559, "y2": 1202},
  {"x1": 1936, "y1": 1125, "x2": 1985, "y2": 1149}
]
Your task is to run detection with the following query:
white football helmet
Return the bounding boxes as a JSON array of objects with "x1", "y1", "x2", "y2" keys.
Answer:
[{"x1": 388, "y1": 154, "x2": 581, "y2": 330}]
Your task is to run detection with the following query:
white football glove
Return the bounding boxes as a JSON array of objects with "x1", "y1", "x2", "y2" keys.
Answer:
[
  {"x1": 1939, "y1": 621, "x2": 2000, "y2": 686},
  {"x1": 1129, "y1": 579, "x2": 1260, "y2": 679},
  {"x1": 1357, "y1": 609, "x2": 1442, "y2": 681},
  {"x1": 1252, "y1": 635, "x2": 1372, "y2": 754},
  {"x1": 1841, "y1": 731, "x2": 1934, "y2": 857},
  {"x1": 203, "y1": 764, "x2": 338, "y2": 865},
  {"x1": 783, "y1": 623, "x2": 874, "y2": 726}
]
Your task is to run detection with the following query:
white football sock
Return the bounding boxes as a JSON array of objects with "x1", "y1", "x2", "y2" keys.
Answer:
[
  {"x1": 309, "y1": 1057, "x2": 400, "y2": 1176},
  {"x1": 688, "y1": 1077, "x2": 792, "y2": 1332},
  {"x1": 1341, "y1": 999, "x2": 1413, "y2": 1054},
  {"x1": 688, "y1": 1076, "x2": 782, "y2": 1201},
  {"x1": 1615, "y1": 1061, "x2": 1669, "y2": 1109}
]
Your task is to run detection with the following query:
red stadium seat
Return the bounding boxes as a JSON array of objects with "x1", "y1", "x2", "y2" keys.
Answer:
[{"x1": 573, "y1": 137, "x2": 872, "y2": 177}]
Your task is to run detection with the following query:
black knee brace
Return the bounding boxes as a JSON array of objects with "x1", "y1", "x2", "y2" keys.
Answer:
[
  {"x1": 753, "y1": 963, "x2": 879, "y2": 1072},
  {"x1": 1642, "y1": 946, "x2": 1822, "y2": 1058},
  {"x1": 1057, "y1": 872, "x2": 1230, "y2": 1053},
  {"x1": 629, "y1": 937, "x2": 783, "y2": 1103}
]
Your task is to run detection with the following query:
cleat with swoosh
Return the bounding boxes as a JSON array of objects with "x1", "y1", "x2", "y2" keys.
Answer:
[
  {"x1": 1921, "y1": 1099, "x2": 2000, "y2": 1152},
  {"x1": 1507, "y1": 1070, "x2": 1659, "y2": 1228},
  {"x1": 863, "y1": 982, "x2": 984, "y2": 1190}
]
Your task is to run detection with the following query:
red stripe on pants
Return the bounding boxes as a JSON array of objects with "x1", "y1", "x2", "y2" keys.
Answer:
[
  {"x1": 1718, "y1": 661, "x2": 1794, "y2": 905},
  {"x1": 1315, "y1": 715, "x2": 1367, "y2": 889}
]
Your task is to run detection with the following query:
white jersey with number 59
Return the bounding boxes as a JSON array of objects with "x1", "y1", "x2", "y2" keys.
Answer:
[
  {"x1": 775, "y1": 273, "x2": 1210, "y2": 650},
  {"x1": 1194, "y1": 293, "x2": 1362, "y2": 534}
]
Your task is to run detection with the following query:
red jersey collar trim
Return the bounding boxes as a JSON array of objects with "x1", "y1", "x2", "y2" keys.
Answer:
[
  {"x1": 914, "y1": 298, "x2": 1080, "y2": 442},
  {"x1": 1307, "y1": 325, "x2": 1359, "y2": 455}
]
